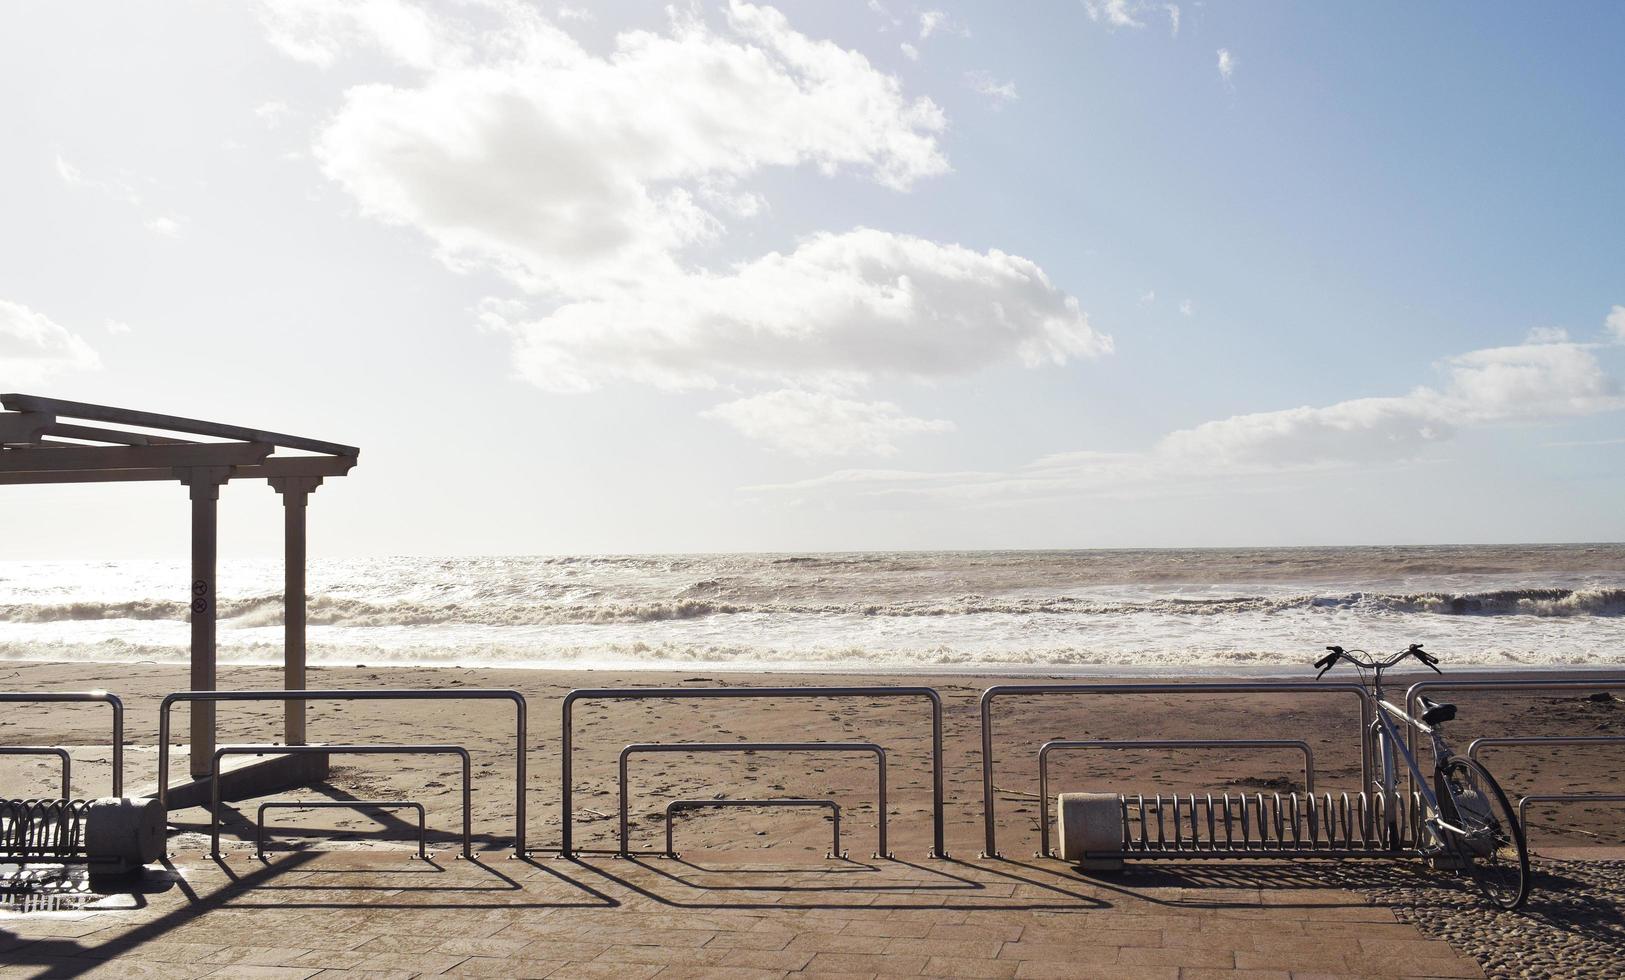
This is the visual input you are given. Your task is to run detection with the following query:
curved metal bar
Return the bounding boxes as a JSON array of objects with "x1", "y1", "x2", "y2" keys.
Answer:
[
  {"x1": 256, "y1": 800, "x2": 428, "y2": 859},
  {"x1": 211, "y1": 744, "x2": 470, "y2": 859},
  {"x1": 618, "y1": 741, "x2": 887, "y2": 857},
  {"x1": 562, "y1": 686, "x2": 941, "y2": 858},
  {"x1": 1518, "y1": 794, "x2": 1625, "y2": 824},
  {"x1": 158, "y1": 688, "x2": 525, "y2": 857},
  {"x1": 0, "y1": 746, "x2": 72, "y2": 800},
  {"x1": 0, "y1": 692, "x2": 123, "y2": 796},
  {"x1": 979, "y1": 682, "x2": 1370, "y2": 858},
  {"x1": 1467, "y1": 735, "x2": 1625, "y2": 762},
  {"x1": 1404, "y1": 677, "x2": 1625, "y2": 801},
  {"x1": 664, "y1": 798, "x2": 842, "y2": 858},
  {"x1": 1035, "y1": 738, "x2": 1317, "y2": 858}
]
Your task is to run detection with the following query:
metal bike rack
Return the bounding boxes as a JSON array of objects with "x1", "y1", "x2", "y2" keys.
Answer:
[
  {"x1": 1466, "y1": 735, "x2": 1625, "y2": 828},
  {"x1": 1036, "y1": 739, "x2": 1317, "y2": 858},
  {"x1": 562, "y1": 686, "x2": 943, "y2": 858},
  {"x1": 665, "y1": 799, "x2": 842, "y2": 858},
  {"x1": 0, "y1": 747, "x2": 72, "y2": 800},
  {"x1": 1517, "y1": 795, "x2": 1625, "y2": 825},
  {"x1": 256, "y1": 800, "x2": 428, "y2": 859},
  {"x1": 211, "y1": 744, "x2": 471, "y2": 859},
  {"x1": 1101, "y1": 790, "x2": 1420, "y2": 860},
  {"x1": 979, "y1": 683, "x2": 1373, "y2": 858},
  {"x1": 618, "y1": 742, "x2": 888, "y2": 858},
  {"x1": 0, "y1": 692, "x2": 123, "y2": 796},
  {"x1": 158, "y1": 688, "x2": 526, "y2": 857},
  {"x1": 1403, "y1": 677, "x2": 1625, "y2": 800}
]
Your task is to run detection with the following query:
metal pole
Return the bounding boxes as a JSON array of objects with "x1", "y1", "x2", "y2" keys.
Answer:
[
  {"x1": 0, "y1": 747, "x2": 71, "y2": 799},
  {"x1": 0, "y1": 692, "x2": 122, "y2": 796},
  {"x1": 160, "y1": 689, "x2": 524, "y2": 857},
  {"x1": 617, "y1": 742, "x2": 888, "y2": 858},
  {"x1": 562, "y1": 686, "x2": 942, "y2": 858},
  {"x1": 664, "y1": 799, "x2": 842, "y2": 858}
]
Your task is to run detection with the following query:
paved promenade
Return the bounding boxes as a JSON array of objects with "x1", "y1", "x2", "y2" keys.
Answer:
[{"x1": 1, "y1": 849, "x2": 1481, "y2": 979}]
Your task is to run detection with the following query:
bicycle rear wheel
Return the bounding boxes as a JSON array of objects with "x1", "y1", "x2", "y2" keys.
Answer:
[{"x1": 1436, "y1": 757, "x2": 1529, "y2": 910}]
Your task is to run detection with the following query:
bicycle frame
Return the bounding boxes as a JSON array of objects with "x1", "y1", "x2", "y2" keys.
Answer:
[{"x1": 1364, "y1": 664, "x2": 1469, "y2": 848}]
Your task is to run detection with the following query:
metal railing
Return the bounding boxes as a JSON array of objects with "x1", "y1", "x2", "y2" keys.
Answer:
[
  {"x1": 256, "y1": 800, "x2": 428, "y2": 859},
  {"x1": 211, "y1": 744, "x2": 470, "y2": 859},
  {"x1": 618, "y1": 741, "x2": 888, "y2": 858},
  {"x1": 1466, "y1": 735, "x2": 1625, "y2": 830},
  {"x1": 666, "y1": 799, "x2": 842, "y2": 858},
  {"x1": 1036, "y1": 738, "x2": 1317, "y2": 858},
  {"x1": 562, "y1": 686, "x2": 943, "y2": 857},
  {"x1": 0, "y1": 747, "x2": 71, "y2": 800},
  {"x1": 1518, "y1": 795, "x2": 1625, "y2": 825},
  {"x1": 158, "y1": 688, "x2": 526, "y2": 857},
  {"x1": 0, "y1": 692, "x2": 123, "y2": 796},
  {"x1": 1403, "y1": 677, "x2": 1625, "y2": 800},
  {"x1": 979, "y1": 683, "x2": 1372, "y2": 857}
]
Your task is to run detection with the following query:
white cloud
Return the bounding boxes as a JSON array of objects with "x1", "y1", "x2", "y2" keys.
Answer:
[
  {"x1": 703, "y1": 388, "x2": 953, "y2": 456},
  {"x1": 1140, "y1": 290, "x2": 1156, "y2": 305},
  {"x1": 1166, "y1": 4, "x2": 1180, "y2": 36},
  {"x1": 301, "y1": 0, "x2": 949, "y2": 296},
  {"x1": 748, "y1": 336, "x2": 1625, "y2": 501},
  {"x1": 104, "y1": 319, "x2": 132, "y2": 335},
  {"x1": 1217, "y1": 48, "x2": 1235, "y2": 83},
  {"x1": 1083, "y1": 0, "x2": 1144, "y2": 29},
  {"x1": 256, "y1": 0, "x2": 448, "y2": 70},
  {"x1": 1526, "y1": 326, "x2": 1568, "y2": 344},
  {"x1": 917, "y1": 10, "x2": 967, "y2": 39},
  {"x1": 1178, "y1": 298, "x2": 1194, "y2": 316},
  {"x1": 964, "y1": 70, "x2": 1018, "y2": 108},
  {"x1": 0, "y1": 299, "x2": 102, "y2": 386},
  {"x1": 53, "y1": 153, "x2": 141, "y2": 206},
  {"x1": 556, "y1": 4, "x2": 592, "y2": 22},
  {"x1": 145, "y1": 216, "x2": 183, "y2": 237},
  {"x1": 254, "y1": 100, "x2": 292, "y2": 127},
  {"x1": 1606, "y1": 305, "x2": 1625, "y2": 344},
  {"x1": 493, "y1": 228, "x2": 1111, "y2": 392},
  {"x1": 900, "y1": 42, "x2": 919, "y2": 61}
]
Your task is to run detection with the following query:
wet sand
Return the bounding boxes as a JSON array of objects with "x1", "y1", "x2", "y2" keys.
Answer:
[{"x1": 1, "y1": 659, "x2": 1619, "y2": 858}]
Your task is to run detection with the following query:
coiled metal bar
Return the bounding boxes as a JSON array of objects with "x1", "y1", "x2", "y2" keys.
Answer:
[
  {"x1": 256, "y1": 800, "x2": 428, "y2": 859},
  {"x1": 1035, "y1": 738, "x2": 1317, "y2": 857},
  {"x1": 210, "y1": 745, "x2": 471, "y2": 859},
  {"x1": 564, "y1": 686, "x2": 942, "y2": 858},
  {"x1": 0, "y1": 692, "x2": 123, "y2": 796},
  {"x1": 979, "y1": 682, "x2": 1371, "y2": 858},
  {"x1": 618, "y1": 742, "x2": 888, "y2": 858},
  {"x1": 0, "y1": 747, "x2": 71, "y2": 800},
  {"x1": 0, "y1": 799, "x2": 90, "y2": 860},
  {"x1": 1105, "y1": 788, "x2": 1422, "y2": 859},
  {"x1": 664, "y1": 799, "x2": 842, "y2": 858}
]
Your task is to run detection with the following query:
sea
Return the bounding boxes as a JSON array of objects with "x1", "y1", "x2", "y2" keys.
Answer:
[{"x1": 2, "y1": 545, "x2": 1622, "y2": 675}]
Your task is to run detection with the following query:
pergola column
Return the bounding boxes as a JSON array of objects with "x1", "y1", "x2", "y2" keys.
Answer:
[
  {"x1": 270, "y1": 476, "x2": 322, "y2": 745},
  {"x1": 179, "y1": 466, "x2": 232, "y2": 779}
]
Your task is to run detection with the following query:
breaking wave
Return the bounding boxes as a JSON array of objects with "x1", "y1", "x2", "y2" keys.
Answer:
[{"x1": 4, "y1": 587, "x2": 1622, "y2": 627}]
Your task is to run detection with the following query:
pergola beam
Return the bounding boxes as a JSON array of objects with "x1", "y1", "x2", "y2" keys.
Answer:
[
  {"x1": 42, "y1": 422, "x2": 200, "y2": 446},
  {"x1": 0, "y1": 442, "x2": 274, "y2": 472},
  {"x1": 1, "y1": 393, "x2": 359, "y2": 457},
  {"x1": 0, "y1": 411, "x2": 53, "y2": 443}
]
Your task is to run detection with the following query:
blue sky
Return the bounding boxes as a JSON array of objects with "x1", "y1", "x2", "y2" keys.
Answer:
[{"x1": 2, "y1": 1, "x2": 1622, "y2": 558}]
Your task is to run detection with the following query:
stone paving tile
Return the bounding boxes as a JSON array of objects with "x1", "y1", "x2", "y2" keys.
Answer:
[{"x1": 0, "y1": 850, "x2": 1491, "y2": 979}]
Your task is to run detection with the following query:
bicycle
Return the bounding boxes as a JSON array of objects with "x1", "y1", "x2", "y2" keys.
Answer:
[{"x1": 1316, "y1": 643, "x2": 1529, "y2": 909}]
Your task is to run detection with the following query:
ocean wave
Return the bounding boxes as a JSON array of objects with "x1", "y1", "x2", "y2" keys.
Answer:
[{"x1": 2, "y1": 586, "x2": 1622, "y2": 627}]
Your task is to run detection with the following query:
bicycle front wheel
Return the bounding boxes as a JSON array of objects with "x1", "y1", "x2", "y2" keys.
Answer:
[{"x1": 1437, "y1": 757, "x2": 1530, "y2": 910}]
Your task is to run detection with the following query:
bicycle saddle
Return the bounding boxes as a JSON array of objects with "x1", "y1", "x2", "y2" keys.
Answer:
[{"x1": 1418, "y1": 695, "x2": 1457, "y2": 725}]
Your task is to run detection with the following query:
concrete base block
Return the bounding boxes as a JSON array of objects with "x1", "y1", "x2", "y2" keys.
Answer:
[
  {"x1": 154, "y1": 752, "x2": 331, "y2": 811},
  {"x1": 1058, "y1": 792, "x2": 1122, "y2": 867}
]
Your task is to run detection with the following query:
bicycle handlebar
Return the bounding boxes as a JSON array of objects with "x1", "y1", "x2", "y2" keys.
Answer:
[{"x1": 1313, "y1": 643, "x2": 1441, "y2": 676}]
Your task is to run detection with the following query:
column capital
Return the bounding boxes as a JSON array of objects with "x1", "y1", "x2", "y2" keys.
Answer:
[
  {"x1": 177, "y1": 465, "x2": 233, "y2": 500},
  {"x1": 270, "y1": 475, "x2": 324, "y2": 500}
]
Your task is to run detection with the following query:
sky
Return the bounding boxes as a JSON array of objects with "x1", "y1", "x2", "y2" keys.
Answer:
[{"x1": 2, "y1": 0, "x2": 1623, "y2": 559}]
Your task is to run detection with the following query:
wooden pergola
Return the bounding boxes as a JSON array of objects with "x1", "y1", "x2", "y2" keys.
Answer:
[{"x1": 0, "y1": 393, "x2": 358, "y2": 780}]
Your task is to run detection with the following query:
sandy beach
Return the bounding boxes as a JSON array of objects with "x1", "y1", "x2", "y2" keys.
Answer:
[{"x1": 3, "y1": 659, "x2": 1618, "y2": 858}]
